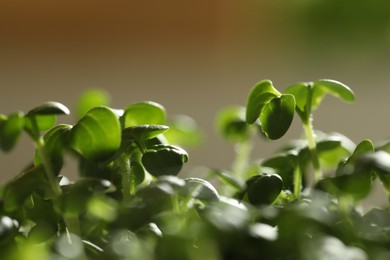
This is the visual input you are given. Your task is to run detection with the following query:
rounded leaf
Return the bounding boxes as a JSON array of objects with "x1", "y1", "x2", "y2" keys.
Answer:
[
  {"x1": 122, "y1": 101, "x2": 166, "y2": 128},
  {"x1": 246, "y1": 174, "x2": 283, "y2": 206},
  {"x1": 0, "y1": 112, "x2": 25, "y2": 151},
  {"x1": 122, "y1": 124, "x2": 169, "y2": 144},
  {"x1": 182, "y1": 177, "x2": 220, "y2": 201},
  {"x1": 164, "y1": 115, "x2": 202, "y2": 147},
  {"x1": 260, "y1": 94, "x2": 295, "y2": 140},
  {"x1": 283, "y1": 82, "x2": 309, "y2": 114},
  {"x1": 70, "y1": 106, "x2": 121, "y2": 161},
  {"x1": 312, "y1": 79, "x2": 355, "y2": 108},
  {"x1": 142, "y1": 145, "x2": 188, "y2": 177},
  {"x1": 34, "y1": 124, "x2": 72, "y2": 174},
  {"x1": 27, "y1": 101, "x2": 70, "y2": 116},
  {"x1": 216, "y1": 106, "x2": 250, "y2": 142},
  {"x1": 246, "y1": 80, "x2": 281, "y2": 124},
  {"x1": 75, "y1": 89, "x2": 111, "y2": 118}
]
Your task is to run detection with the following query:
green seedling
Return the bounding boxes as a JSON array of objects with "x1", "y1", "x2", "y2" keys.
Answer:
[{"x1": 1, "y1": 81, "x2": 390, "y2": 260}]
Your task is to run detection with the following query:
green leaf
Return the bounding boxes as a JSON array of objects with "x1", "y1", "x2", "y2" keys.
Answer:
[
  {"x1": 122, "y1": 101, "x2": 166, "y2": 128},
  {"x1": 25, "y1": 115, "x2": 57, "y2": 134},
  {"x1": 122, "y1": 125, "x2": 169, "y2": 145},
  {"x1": 312, "y1": 80, "x2": 355, "y2": 110},
  {"x1": 34, "y1": 124, "x2": 72, "y2": 174},
  {"x1": 245, "y1": 80, "x2": 281, "y2": 124},
  {"x1": 3, "y1": 165, "x2": 47, "y2": 212},
  {"x1": 142, "y1": 145, "x2": 188, "y2": 177},
  {"x1": 70, "y1": 106, "x2": 121, "y2": 161},
  {"x1": 284, "y1": 80, "x2": 355, "y2": 115},
  {"x1": 261, "y1": 153, "x2": 297, "y2": 190},
  {"x1": 283, "y1": 82, "x2": 309, "y2": 114},
  {"x1": 164, "y1": 115, "x2": 202, "y2": 147},
  {"x1": 75, "y1": 89, "x2": 111, "y2": 118},
  {"x1": 27, "y1": 101, "x2": 70, "y2": 116},
  {"x1": 347, "y1": 139, "x2": 374, "y2": 165},
  {"x1": 182, "y1": 177, "x2": 220, "y2": 201},
  {"x1": 60, "y1": 178, "x2": 113, "y2": 214},
  {"x1": 209, "y1": 169, "x2": 245, "y2": 191},
  {"x1": 0, "y1": 112, "x2": 25, "y2": 151},
  {"x1": 216, "y1": 106, "x2": 250, "y2": 142},
  {"x1": 260, "y1": 94, "x2": 295, "y2": 140},
  {"x1": 246, "y1": 174, "x2": 283, "y2": 205}
]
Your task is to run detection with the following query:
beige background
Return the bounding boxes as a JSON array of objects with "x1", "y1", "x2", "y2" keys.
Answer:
[{"x1": 1, "y1": 1, "x2": 390, "y2": 206}]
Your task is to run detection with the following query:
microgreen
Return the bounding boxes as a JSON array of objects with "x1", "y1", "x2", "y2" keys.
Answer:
[{"x1": 1, "y1": 80, "x2": 390, "y2": 259}]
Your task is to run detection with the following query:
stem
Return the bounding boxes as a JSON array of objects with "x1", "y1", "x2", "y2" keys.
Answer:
[
  {"x1": 117, "y1": 153, "x2": 133, "y2": 204},
  {"x1": 232, "y1": 140, "x2": 252, "y2": 179},
  {"x1": 29, "y1": 118, "x2": 62, "y2": 197},
  {"x1": 302, "y1": 120, "x2": 322, "y2": 182},
  {"x1": 293, "y1": 163, "x2": 302, "y2": 199},
  {"x1": 301, "y1": 86, "x2": 322, "y2": 182}
]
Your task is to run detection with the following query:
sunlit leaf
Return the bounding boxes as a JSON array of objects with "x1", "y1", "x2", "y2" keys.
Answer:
[
  {"x1": 122, "y1": 125, "x2": 169, "y2": 145},
  {"x1": 0, "y1": 112, "x2": 25, "y2": 151},
  {"x1": 34, "y1": 124, "x2": 72, "y2": 174},
  {"x1": 246, "y1": 80, "x2": 281, "y2": 124},
  {"x1": 27, "y1": 101, "x2": 70, "y2": 116},
  {"x1": 70, "y1": 106, "x2": 121, "y2": 161},
  {"x1": 164, "y1": 115, "x2": 202, "y2": 147},
  {"x1": 312, "y1": 79, "x2": 355, "y2": 110},
  {"x1": 122, "y1": 101, "x2": 166, "y2": 128},
  {"x1": 75, "y1": 89, "x2": 111, "y2": 118}
]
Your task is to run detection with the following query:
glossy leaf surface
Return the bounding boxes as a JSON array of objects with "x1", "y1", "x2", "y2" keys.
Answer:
[
  {"x1": 122, "y1": 125, "x2": 169, "y2": 145},
  {"x1": 70, "y1": 106, "x2": 121, "y2": 161},
  {"x1": 122, "y1": 101, "x2": 166, "y2": 128},
  {"x1": 142, "y1": 145, "x2": 188, "y2": 177},
  {"x1": 246, "y1": 80, "x2": 280, "y2": 124},
  {"x1": 164, "y1": 115, "x2": 202, "y2": 147},
  {"x1": 260, "y1": 94, "x2": 295, "y2": 140},
  {"x1": 27, "y1": 101, "x2": 70, "y2": 116}
]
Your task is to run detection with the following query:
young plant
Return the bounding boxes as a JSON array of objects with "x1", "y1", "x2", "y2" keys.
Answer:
[{"x1": 2, "y1": 81, "x2": 390, "y2": 260}]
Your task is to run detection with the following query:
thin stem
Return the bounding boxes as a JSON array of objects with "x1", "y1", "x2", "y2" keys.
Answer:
[
  {"x1": 29, "y1": 118, "x2": 62, "y2": 197},
  {"x1": 303, "y1": 120, "x2": 322, "y2": 182},
  {"x1": 232, "y1": 140, "x2": 252, "y2": 179},
  {"x1": 293, "y1": 163, "x2": 302, "y2": 199},
  {"x1": 301, "y1": 86, "x2": 322, "y2": 182},
  {"x1": 117, "y1": 153, "x2": 133, "y2": 204}
]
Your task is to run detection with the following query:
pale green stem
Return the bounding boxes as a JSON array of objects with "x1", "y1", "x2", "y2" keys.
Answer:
[
  {"x1": 232, "y1": 140, "x2": 252, "y2": 179},
  {"x1": 302, "y1": 120, "x2": 322, "y2": 182},
  {"x1": 117, "y1": 153, "x2": 134, "y2": 204},
  {"x1": 29, "y1": 118, "x2": 62, "y2": 197},
  {"x1": 301, "y1": 86, "x2": 322, "y2": 182},
  {"x1": 293, "y1": 163, "x2": 302, "y2": 199}
]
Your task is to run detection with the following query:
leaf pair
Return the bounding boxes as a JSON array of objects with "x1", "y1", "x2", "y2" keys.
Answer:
[
  {"x1": 0, "y1": 102, "x2": 70, "y2": 152},
  {"x1": 245, "y1": 79, "x2": 355, "y2": 140},
  {"x1": 246, "y1": 80, "x2": 295, "y2": 140},
  {"x1": 284, "y1": 80, "x2": 355, "y2": 118}
]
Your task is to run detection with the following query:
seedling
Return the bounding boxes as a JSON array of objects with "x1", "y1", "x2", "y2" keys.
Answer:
[{"x1": 1, "y1": 81, "x2": 390, "y2": 259}]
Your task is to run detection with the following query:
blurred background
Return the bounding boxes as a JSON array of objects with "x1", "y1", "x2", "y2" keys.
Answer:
[{"x1": 2, "y1": 0, "x2": 390, "y2": 205}]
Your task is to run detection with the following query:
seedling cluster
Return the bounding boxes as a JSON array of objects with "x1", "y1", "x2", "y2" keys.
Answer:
[{"x1": 1, "y1": 80, "x2": 390, "y2": 259}]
